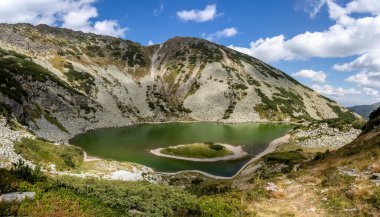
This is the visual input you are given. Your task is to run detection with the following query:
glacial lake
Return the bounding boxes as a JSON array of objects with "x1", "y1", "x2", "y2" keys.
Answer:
[{"x1": 69, "y1": 122, "x2": 294, "y2": 177}]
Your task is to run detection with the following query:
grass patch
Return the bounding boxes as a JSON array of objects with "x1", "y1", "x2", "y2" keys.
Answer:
[
  {"x1": 160, "y1": 143, "x2": 233, "y2": 159},
  {"x1": 14, "y1": 138, "x2": 83, "y2": 170},
  {"x1": 0, "y1": 48, "x2": 78, "y2": 103},
  {"x1": 44, "y1": 113, "x2": 68, "y2": 133},
  {"x1": 264, "y1": 151, "x2": 306, "y2": 165},
  {"x1": 64, "y1": 63, "x2": 95, "y2": 95},
  {"x1": 0, "y1": 162, "x2": 249, "y2": 216}
]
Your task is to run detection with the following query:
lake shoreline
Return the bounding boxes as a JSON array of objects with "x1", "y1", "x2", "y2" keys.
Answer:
[
  {"x1": 158, "y1": 134, "x2": 291, "y2": 179},
  {"x1": 149, "y1": 143, "x2": 248, "y2": 162},
  {"x1": 67, "y1": 120, "x2": 298, "y2": 143},
  {"x1": 70, "y1": 122, "x2": 294, "y2": 179}
]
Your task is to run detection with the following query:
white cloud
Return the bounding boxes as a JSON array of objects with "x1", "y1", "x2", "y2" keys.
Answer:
[
  {"x1": 295, "y1": 0, "x2": 328, "y2": 18},
  {"x1": 231, "y1": 15, "x2": 380, "y2": 62},
  {"x1": 61, "y1": 5, "x2": 98, "y2": 29},
  {"x1": 177, "y1": 4, "x2": 219, "y2": 22},
  {"x1": 344, "y1": 0, "x2": 380, "y2": 16},
  {"x1": 148, "y1": 40, "x2": 155, "y2": 46},
  {"x1": 333, "y1": 51, "x2": 380, "y2": 72},
  {"x1": 90, "y1": 20, "x2": 127, "y2": 37},
  {"x1": 206, "y1": 27, "x2": 238, "y2": 41},
  {"x1": 154, "y1": 4, "x2": 164, "y2": 17},
  {"x1": 292, "y1": 69, "x2": 327, "y2": 83},
  {"x1": 312, "y1": 84, "x2": 361, "y2": 97},
  {"x1": 0, "y1": 0, "x2": 127, "y2": 37},
  {"x1": 346, "y1": 71, "x2": 380, "y2": 88},
  {"x1": 229, "y1": 0, "x2": 380, "y2": 63},
  {"x1": 229, "y1": 35, "x2": 295, "y2": 62},
  {"x1": 362, "y1": 87, "x2": 379, "y2": 96}
]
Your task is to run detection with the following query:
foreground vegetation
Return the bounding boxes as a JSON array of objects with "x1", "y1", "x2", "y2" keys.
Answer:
[
  {"x1": 14, "y1": 138, "x2": 83, "y2": 171},
  {"x1": 2, "y1": 108, "x2": 379, "y2": 216},
  {"x1": 160, "y1": 143, "x2": 233, "y2": 159},
  {"x1": 0, "y1": 161, "x2": 250, "y2": 216}
]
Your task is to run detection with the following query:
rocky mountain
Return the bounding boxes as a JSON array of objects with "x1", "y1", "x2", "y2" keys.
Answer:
[
  {"x1": 0, "y1": 23, "x2": 357, "y2": 141},
  {"x1": 348, "y1": 102, "x2": 380, "y2": 119}
]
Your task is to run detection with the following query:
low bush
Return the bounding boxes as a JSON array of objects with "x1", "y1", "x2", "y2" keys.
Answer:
[
  {"x1": 264, "y1": 151, "x2": 306, "y2": 165},
  {"x1": 362, "y1": 107, "x2": 380, "y2": 133},
  {"x1": 209, "y1": 144, "x2": 224, "y2": 151},
  {"x1": 14, "y1": 138, "x2": 83, "y2": 170},
  {"x1": 0, "y1": 169, "x2": 249, "y2": 216}
]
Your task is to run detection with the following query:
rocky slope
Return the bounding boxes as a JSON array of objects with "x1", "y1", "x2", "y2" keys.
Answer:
[
  {"x1": 228, "y1": 108, "x2": 380, "y2": 216},
  {"x1": 0, "y1": 23, "x2": 357, "y2": 141}
]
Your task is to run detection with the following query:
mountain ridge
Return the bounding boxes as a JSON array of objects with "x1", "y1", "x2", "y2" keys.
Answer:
[
  {"x1": 348, "y1": 102, "x2": 380, "y2": 119},
  {"x1": 0, "y1": 23, "x2": 358, "y2": 141}
]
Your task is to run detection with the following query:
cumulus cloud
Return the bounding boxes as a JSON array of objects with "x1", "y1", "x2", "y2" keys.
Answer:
[
  {"x1": 229, "y1": 0, "x2": 380, "y2": 63},
  {"x1": 148, "y1": 40, "x2": 155, "y2": 46},
  {"x1": 177, "y1": 4, "x2": 219, "y2": 22},
  {"x1": 346, "y1": 71, "x2": 380, "y2": 88},
  {"x1": 230, "y1": 15, "x2": 380, "y2": 62},
  {"x1": 333, "y1": 51, "x2": 380, "y2": 72},
  {"x1": 312, "y1": 84, "x2": 360, "y2": 97},
  {"x1": 362, "y1": 87, "x2": 379, "y2": 96},
  {"x1": 292, "y1": 69, "x2": 327, "y2": 83},
  {"x1": 205, "y1": 27, "x2": 238, "y2": 41},
  {"x1": 229, "y1": 35, "x2": 295, "y2": 62},
  {"x1": 0, "y1": 0, "x2": 127, "y2": 37}
]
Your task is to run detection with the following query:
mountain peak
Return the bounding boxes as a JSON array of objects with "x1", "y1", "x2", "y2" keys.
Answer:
[{"x1": 0, "y1": 23, "x2": 358, "y2": 141}]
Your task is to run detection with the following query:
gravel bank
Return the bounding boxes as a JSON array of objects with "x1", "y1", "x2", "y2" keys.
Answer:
[
  {"x1": 293, "y1": 123, "x2": 361, "y2": 148},
  {"x1": 0, "y1": 118, "x2": 34, "y2": 168}
]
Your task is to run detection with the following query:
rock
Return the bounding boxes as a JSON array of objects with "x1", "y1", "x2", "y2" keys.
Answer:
[
  {"x1": 344, "y1": 208, "x2": 358, "y2": 212},
  {"x1": 0, "y1": 118, "x2": 34, "y2": 168},
  {"x1": 294, "y1": 123, "x2": 361, "y2": 149},
  {"x1": 338, "y1": 167, "x2": 360, "y2": 177},
  {"x1": 0, "y1": 192, "x2": 35, "y2": 202},
  {"x1": 108, "y1": 169, "x2": 143, "y2": 181},
  {"x1": 370, "y1": 173, "x2": 380, "y2": 186},
  {"x1": 266, "y1": 182, "x2": 278, "y2": 192},
  {"x1": 371, "y1": 173, "x2": 380, "y2": 180}
]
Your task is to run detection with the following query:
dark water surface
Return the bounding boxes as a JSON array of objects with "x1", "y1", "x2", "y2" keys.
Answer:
[{"x1": 69, "y1": 122, "x2": 294, "y2": 176}]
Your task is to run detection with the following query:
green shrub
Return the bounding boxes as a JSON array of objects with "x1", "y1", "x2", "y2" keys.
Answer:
[
  {"x1": 321, "y1": 168, "x2": 354, "y2": 187},
  {"x1": 209, "y1": 144, "x2": 224, "y2": 151},
  {"x1": 44, "y1": 113, "x2": 68, "y2": 133},
  {"x1": 362, "y1": 107, "x2": 380, "y2": 133},
  {"x1": 264, "y1": 151, "x2": 306, "y2": 165},
  {"x1": 14, "y1": 138, "x2": 83, "y2": 170},
  {"x1": 0, "y1": 201, "x2": 21, "y2": 217},
  {"x1": 233, "y1": 83, "x2": 248, "y2": 90},
  {"x1": 10, "y1": 159, "x2": 44, "y2": 183},
  {"x1": 64, "y1": 63, "x2": 95, "y2": 95}
]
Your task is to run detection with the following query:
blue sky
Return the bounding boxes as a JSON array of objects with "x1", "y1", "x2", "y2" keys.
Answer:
[{"x1": 0, "y1": 0, "x2": 379, "y2": 106}]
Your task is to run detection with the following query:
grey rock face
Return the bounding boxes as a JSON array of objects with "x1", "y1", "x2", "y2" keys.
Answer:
[{"x1": 0, "y1": 192, "x2": 35, "y2": 202}]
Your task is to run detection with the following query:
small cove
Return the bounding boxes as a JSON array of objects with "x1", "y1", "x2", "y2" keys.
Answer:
[{"x1": 69, "y1": 122, "x2": 294, "y2": 177}]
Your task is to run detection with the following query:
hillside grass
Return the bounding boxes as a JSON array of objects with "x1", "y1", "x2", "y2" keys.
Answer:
[
  {"x1": 0, "y1": 162, "x2": 250, "y2": 216},
  {"x1": 14, "y1": 138, "x2": 83, "y2": 171},
  {"x1": 160, "y1": 143, "x2": 233, "y2": 159}
]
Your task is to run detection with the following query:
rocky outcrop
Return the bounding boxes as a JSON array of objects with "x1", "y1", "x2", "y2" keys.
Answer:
[
  {"x1": 293, "y1": 123, "x2": 361, "y2": 148},
  {"x1": 0, "y1": 192, "x2": 35, "y2": 202},
  {"x1": 0, "y1": 118, "x2": 33, "y2": 168}
]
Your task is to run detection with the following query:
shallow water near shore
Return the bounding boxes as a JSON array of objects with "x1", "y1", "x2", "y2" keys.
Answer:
[{"x1": 69, "y1": 122, "x2": 294, "y2": 176}]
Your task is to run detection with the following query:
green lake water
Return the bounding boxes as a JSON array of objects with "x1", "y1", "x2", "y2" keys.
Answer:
[{"x1": 69, "y1": 122, "x2": 294, "y2": 177}]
